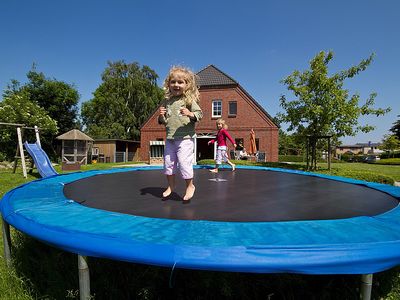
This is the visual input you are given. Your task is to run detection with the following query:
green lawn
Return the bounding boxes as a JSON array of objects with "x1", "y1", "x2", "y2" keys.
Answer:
[
  {"x1": 318, "y1": 162, "x2": 400, "y2": 181},
  {"x1": 1, "y1": 162, "x2": 400, "y2": 299}
]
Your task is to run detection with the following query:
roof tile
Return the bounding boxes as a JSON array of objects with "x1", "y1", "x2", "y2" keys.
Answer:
[{"x1": 197, "y1": 65, "x2": 237, "y2": 87}]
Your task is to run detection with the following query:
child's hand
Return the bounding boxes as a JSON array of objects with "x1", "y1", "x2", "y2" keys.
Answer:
[
  {"x1": 233, "y1": 143, "x2": 237, "y2": 148},
  {"x1": 180, "y1": 107, "x2": 194, "y2": 118},
  {"x1": 159, "y1": 106, "x2": 167, "y2": 116}
]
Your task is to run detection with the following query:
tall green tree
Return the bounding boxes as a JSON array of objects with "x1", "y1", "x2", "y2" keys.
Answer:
[
  {"x1": 278, "y1": 130, "x2": 305, "y2": 156},
  {"x1": 81, "y1": 61, "x2": 163, "y2": 140},
  {"x1": 2, "y1": 65, "x2": 79, "y2": 158},
  {"x1": 390, "y1": 115, "x2": 400, "y2": 139},
  {"x1": 0, "y1": 91, "x2": 58, "y2": 159},
  {"x1": 21, "y1": 68, "x2": 80, "y2": 134},
  {"x1": 380, "y1": 134, "x2": 400, "y2": 158},
  {"x1": 278, "y1": 51, "x2": 391, "y2": 170}
]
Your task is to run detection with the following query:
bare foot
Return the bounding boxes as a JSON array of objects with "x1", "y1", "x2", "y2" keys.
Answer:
[
  {"x1": 232, "y1": 164, "x2": 236, "y2": 171},
  {"x1": 162, "y1": 187, "x2": 173, "y2": 198},
  {"x1": 209, "y1": 169, "x2": 218, "y2": 173},
  {"x1": 183, "y1": 185, "x2": 195, "y2": 202}
]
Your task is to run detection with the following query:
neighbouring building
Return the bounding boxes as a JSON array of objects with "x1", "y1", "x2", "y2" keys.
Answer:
[
  {"x1": 335, "y1": 142, "x2": 383, "y2": 156},
  {"x1": 56, "y1": 129, "x2": 94, "y2": 164},
  {"x1": 92, "y1": 139, "x2": 140, "y2": 163},
  {"x1": 140, "y1": 65, "x2": 279, "y2": 164}
]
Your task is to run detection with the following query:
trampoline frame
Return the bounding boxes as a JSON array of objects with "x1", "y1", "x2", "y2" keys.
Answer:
[{"x1": 2, "y1": 165, "x2": 400, "y2": 300}]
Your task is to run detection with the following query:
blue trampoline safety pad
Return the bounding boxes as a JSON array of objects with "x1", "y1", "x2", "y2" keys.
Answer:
[{"x1": 1, "y1": 166, "x2": 400, "y2": 275}]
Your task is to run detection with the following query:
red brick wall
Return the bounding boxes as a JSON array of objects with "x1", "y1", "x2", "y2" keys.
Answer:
[{"x1": 140, "y1": 85, "x2": 279, "y2": 162}]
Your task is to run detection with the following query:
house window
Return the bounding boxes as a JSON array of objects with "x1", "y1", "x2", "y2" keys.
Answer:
[
  {"x1": 92, "y1": 147, "x2": 99, "y2": 156},
  {"x1": 228, "y1": 101, "x2": 237, "y2": 116},
  {"x1": 212, "y1": 100, "x2": 222, "y2": 117},
  {"x1": 150, "y1": 141, "x2": 165, "y2": 158}
]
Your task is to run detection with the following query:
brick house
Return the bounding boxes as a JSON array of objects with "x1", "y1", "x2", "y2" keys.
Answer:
[{"x1": 140, "y1": 65, "x2": 279, "y2": 163}]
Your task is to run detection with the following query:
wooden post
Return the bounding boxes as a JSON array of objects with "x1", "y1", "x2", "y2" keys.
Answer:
[
  {"x1": 17, "y1": 127, "x2": 27, "y2": 178},
  {"x1": 360, "y1": 274, "x2": 373, "y2": 300},
  {"x1": 306, "y1": 136, "x2": 310, "y2": 171},
  {"x1": 61, "y1": 140, "x2": 65, "y2": 163},
  {"x1": 125, "y1": 142, "x2": 129, "y2": 163},
  {"x1": 74, "y1": 140, "x2": 78, "y2": 163},
  {"x1": 78, "y1": 255, "x2": 90, "y2": 300},
  {"x1": 34, "y1": 125, "x2": 41, "y2": 146},
  {"x1": 2, "y1": 218, "x2": 12, "y2": 267},
  {"x1": 327, "y1": 137, "x2": 331, "y2": 171}
]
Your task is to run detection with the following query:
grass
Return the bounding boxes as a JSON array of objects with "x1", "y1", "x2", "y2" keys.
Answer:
[
  {"x1": 317, "y1": 161, "x2": 400, "y2": 181},
  {"x1": 1, "y1": 161, "x2": 400, "y2": 299},
  {"x1": 200, "y1": 159, "x2": 400, "y2": 182}
]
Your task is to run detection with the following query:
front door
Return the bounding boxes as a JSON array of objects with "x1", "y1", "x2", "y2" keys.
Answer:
[{"x1": 196, "y1": 137, "x2": 214, "y2": 161}]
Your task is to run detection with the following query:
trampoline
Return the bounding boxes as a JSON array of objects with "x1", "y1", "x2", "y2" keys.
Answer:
[{"x1": 2, "y1": 165, "x2": 400, "y2": 298}]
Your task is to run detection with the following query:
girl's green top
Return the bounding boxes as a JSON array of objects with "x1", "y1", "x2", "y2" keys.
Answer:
[{"x1": 158, "y1": 96, "x2": 203, "y2": 139}]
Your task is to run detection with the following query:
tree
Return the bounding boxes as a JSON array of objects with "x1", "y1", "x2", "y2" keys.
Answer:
[
  {"x1": 390, "y1": 115, "x2": 400, "y2": 139},
  {"x1": 380, "y1": 134, "x2": 400, "y2": 158},
  {"x1": 22, "y1": 68, "x2": 80, "y2": 134},
  {"x1": 278, "y1": 130, "x2": 305, "y2": 156},
  {"x1": 3, "y1": 65, "x2": 80, "y2": 158},
  {"x1": 81, "y1": 61, "x2": 163, "y2": 140},
  {"x1": 0, "y1": 91, "x2": 58, "y2": 159},
  {"x1": 277, "y1": 51, "x2": 391, "y2": 170}
]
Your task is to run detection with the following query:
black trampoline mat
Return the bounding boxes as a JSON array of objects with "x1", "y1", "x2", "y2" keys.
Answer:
[{"x1": 63, "y1": 168, "x2": 399, "y2": 222}]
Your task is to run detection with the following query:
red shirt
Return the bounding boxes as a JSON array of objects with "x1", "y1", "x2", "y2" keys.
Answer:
[{"x1": 209, "y1": 128, "x2": 235, "y2": 147}]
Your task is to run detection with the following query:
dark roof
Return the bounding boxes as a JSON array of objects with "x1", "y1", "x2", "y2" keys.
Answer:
[
  {"x1": 356, "y1": 142, "x2": 381, "y2": 147},
  {"x1": 338, "y1": 143, "x2": 381, "y2": 148},
  {"x1": 196, "y1": 65, "x2": 238, "y2": 87}
]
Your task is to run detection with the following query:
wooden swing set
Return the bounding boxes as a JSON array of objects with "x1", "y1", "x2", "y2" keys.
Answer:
[{"x1": 0, "y1": 122, "x2": 41, "y2": 178}]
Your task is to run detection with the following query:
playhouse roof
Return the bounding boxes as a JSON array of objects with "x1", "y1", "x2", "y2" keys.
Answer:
[{"x1": 56, "y1": 129, "x2": 94, "y2": 141}]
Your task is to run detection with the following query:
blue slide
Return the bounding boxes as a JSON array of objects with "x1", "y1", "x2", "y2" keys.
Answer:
[{"x1": 24, "y1": 142, "x2": 58, "y2": 178}]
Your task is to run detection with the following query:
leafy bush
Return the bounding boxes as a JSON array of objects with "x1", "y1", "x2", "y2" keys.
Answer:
[
  {"x1": 0, "y1": 152, "x2": 7, "y2": 161},
  {"x1": 340, "y1": 154, "x2": 366, "y2": 162},
  {"x1": 375, "y1": 158, "x2": 400, "y2": 165},
  {"x1": 279, "y1": 155, "x2": 305, "y2": 162},
  {"x1": 323, "y1": 169, "x2": 395, "y2": 185},
  {"x1": 375, "y1": 157, "x2": 400, "y2": 165},
  {"x1": 380, "y1": 151, "x2": 400, "y2": 159}
]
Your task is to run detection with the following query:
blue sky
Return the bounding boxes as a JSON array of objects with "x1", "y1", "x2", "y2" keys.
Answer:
[{"x1": 1, "y1": 0, "x2": 399, "y2": 144}]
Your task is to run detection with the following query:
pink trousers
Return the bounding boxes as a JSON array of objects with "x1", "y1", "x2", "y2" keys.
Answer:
[{"x1": 164, "y1": 138, "x2": 194, "y2": 179}]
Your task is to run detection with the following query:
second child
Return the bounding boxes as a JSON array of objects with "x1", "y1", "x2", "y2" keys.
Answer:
[{"x1": 208, "y1": 118, "x2": 236, "y2": 173}]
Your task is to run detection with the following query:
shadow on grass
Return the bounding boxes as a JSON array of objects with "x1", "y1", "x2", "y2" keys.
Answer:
[
  {"x1": 27, "y1": 171, "x2": 41, "y2": 179},
  {"x1": 10, "y1": 231, "x2": 400, "y2": 300}
]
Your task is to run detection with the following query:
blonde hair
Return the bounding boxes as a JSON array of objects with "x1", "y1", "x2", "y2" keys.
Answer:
[
  {"x1": 163, "y1": 66, "x2": 200, "y2": 106},
  {"x1": 216, "y1": 118, "x2": 228, "y2": 129}
]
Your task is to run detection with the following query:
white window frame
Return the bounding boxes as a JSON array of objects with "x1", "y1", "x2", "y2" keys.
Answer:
[{"x1": 212, "y1": 100, "x2": 222, "y2": 117}]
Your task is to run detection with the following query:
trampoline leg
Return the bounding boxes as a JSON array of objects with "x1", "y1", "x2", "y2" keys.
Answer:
[
  {"x1": 360, "y1": 274, "x2": 373, "y2": 300},
  {"x1": 2, "y1": 218, "x2": 12, "y2": 267},
  {"x1": 78, "y1": 255, "x2": 90, "y2": 300}
]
